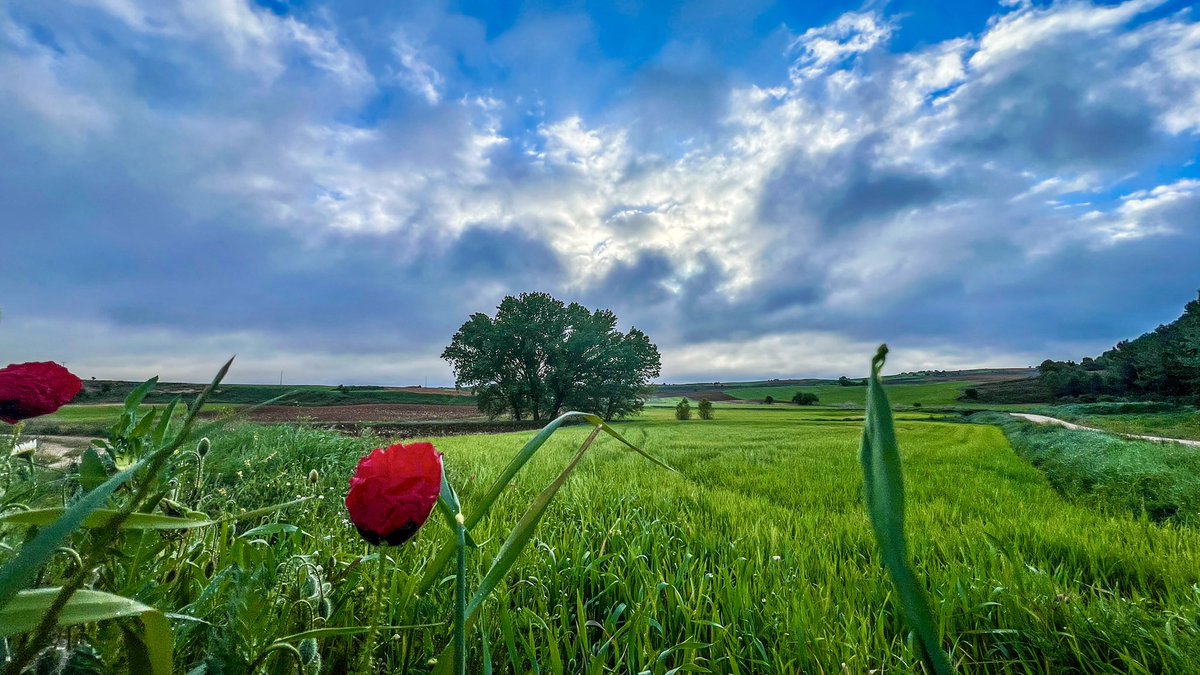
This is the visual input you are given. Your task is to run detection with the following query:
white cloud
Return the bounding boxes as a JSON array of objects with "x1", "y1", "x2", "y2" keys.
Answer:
[
  {"x1": 787, "y1": 11, "x2": 893, "y2": 80},
  {"x1": 2, "y1": 0, "x2": 1199, "y2": 380},
  {"x1": 1089, "y1": 178, "x2": 1200, "y2": 243},
  {"x1": 392, "y1": 31, "x2": 444, "y2": 104}
]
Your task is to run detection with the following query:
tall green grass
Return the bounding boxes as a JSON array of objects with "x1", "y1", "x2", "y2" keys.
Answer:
[
  {"x1": 726, "y1": 381, "x2": 970, "y2": 407},
  {"x1": 974, "y1": 411, "x2": 1200, "y2": 525},
  {"x1": 170, "y1": 412, "x2": 1200, "y2": 672},
  {"x1": 1038, "y1": 403, "x2": 1200, "y2": 442}
]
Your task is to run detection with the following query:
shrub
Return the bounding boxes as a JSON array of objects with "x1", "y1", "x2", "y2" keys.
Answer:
[
  {"x1": 764, "y1": 396, "x2": 774, "y2": 405},
  {"x1": 675, "y1": 398, "x2": 691, "y2": 420},
  {"x1": 963, "y1": 388, "x2": 979, "y2": 400},
  {"x1": 792, "y1": 392, "x2": 819, "y2": 406},
  {"x1": 698, "y1": 398, "x2": 714, "y2": 420}
]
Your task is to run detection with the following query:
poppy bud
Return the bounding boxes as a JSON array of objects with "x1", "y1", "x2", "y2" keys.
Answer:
[
  {"x1": 344, "y1": 442, "x2": 442, "y2": 547},
  {"x1": 309, "y1": 469, "x2": 320, "y2": 484},
  {"x1": 0, "y1": 362, "x2": 82, "y2": 424},
  {"x1": 197, "y1": 438, "x2": 211, "y2": 457}
]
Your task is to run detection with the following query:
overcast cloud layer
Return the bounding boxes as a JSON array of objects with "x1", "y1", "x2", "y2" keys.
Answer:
[{"x1": 1, "y1": 0, "x2": 1198, "y2": 384}]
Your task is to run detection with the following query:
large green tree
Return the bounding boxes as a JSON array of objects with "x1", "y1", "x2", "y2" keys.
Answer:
[{"x1": 442, "y1": 292, "x2": 662, "y2": 421}]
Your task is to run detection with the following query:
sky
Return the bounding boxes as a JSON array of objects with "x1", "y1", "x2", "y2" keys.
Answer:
[{"x1": 0, "y1": 0, "x2": 1198, "y2": 385}]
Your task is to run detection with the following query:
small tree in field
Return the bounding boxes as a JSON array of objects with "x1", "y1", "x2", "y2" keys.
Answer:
[
  {"x1": 792, "y1": 392, "x2": 819, "y2": 405},
  {"x1": 764, "y1": 395, "x2": 775, "y2": 405},
  {"x1": 698, "y1": 398, "x2": 714, "y2": 420},
  {"x1": 675, "y1": 398, "x2": 691, "y2": 420}
]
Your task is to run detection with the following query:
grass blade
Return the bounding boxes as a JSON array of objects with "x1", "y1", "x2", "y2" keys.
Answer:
[
  {"x1": 416, "y1": 411, "x2": 673, "y2": 596},
  {"x1": 0, "y1": 508, "x2": 212, "y2": 530},
  {"x1": 431, "y1": 427, "x2": 603, "y2": 674},
  {"x1": 859, "y1": 344, "x2": 953, "y2": 674},
  {"x1": 1, "y1": 588, "x2": 171, "y2": 675}
]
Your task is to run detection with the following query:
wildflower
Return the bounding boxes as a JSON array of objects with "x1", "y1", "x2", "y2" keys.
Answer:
[
  {"x1": 345, "y1": 442, "x2": 442, "y2": 546},
  {"x1": 0, "y1": 361, "x2": 81, "y2": 424}
]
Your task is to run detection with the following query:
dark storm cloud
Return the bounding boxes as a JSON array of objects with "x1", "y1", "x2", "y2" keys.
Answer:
[
  {"x1": 945, "y1": 40, "x2": 1166, "y2": 171},
  {"x1": 758, "y1": 133, "x2": 943, "y2": 235}
]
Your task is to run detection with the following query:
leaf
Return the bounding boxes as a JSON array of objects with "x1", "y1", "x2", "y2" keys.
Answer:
[
  {"x1": 238, "y1": 523, "x2": 305, "y2": 539},
  {"x1": 215, "y1": 495, "x2": 312, "y2": 525},
  {"x1": 0, "y1": 457, "x2": 149, "y2": 613},
  {"x1": 0, "y1": 588, "x2": 172, "y2": 675},
  {"x1": 436, "y1": 466, "x2": 477, "y2": 548},
  {"x1": 79, "y1": 448, "x2": 109, "y2": 493},
  {"x1": 0, "y1": 508, "x2": 212, "y2": 530},
  {"x1": 131, "y1": 408, "x2": 159, "y2": 440},
  {"x1": 271, "y1": 623, "x2": 441, "y2": 643},
  {"x1": 123, "y1": 378, "x2": 159, "y2": 414},
  {"x1": 859, "y1": 344, "x2": 953, "y2": 675},
  {"x1": 152, "y1": 398, "x2": 180, "y2": 446}
]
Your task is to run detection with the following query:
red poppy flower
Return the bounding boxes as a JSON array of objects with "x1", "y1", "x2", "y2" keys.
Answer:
[
  {"x1": 345, "y1": 442, "x2": 443, "y2": 546},
  {"x1": 0, "y1": 362, "x2": 82, "y2": 425}
]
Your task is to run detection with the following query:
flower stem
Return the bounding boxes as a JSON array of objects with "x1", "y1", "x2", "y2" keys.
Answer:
[
  {"x1": 359, "y1": 551, "x2": 387, "y2": 675},
  {"x1": 454, "y1": 518, "x2": 467, "y2": 675}
]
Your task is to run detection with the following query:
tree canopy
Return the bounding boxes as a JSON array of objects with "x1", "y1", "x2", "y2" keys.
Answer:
[
  {"x1": 441, "y1": 292, "x2": 662, "y2": 421},
  {"x1": 1037, "y1": 291, "x2": 1200, "y2": 402}
]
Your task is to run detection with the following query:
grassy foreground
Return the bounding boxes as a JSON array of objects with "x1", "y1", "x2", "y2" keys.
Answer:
[
  {"x1": 150, "y1": 408, "x2": 1200, "y2": 673},
  {"x1": 1037, "y1": 402, "x2": 1200, "y2": 442},
  {"x1": 976, "y1": 411, "x2": 1200, "y2": 526}
]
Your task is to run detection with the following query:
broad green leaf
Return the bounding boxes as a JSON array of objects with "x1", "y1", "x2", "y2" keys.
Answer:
[
  {"x1": 131, "y1": 408, "x2": 159, "y2": 439},
  {"x1": 123, "y1": 377, "x2": 159, "y2": 413},
  {"x1": 0, "y1": 508, "x2": 212, "y2": 530},
  {"x1": 152, "y1": 398, "x2": 180, "y2": 446},
  {"x1": 79, "y1": 448, "x2": 108, "y2": 493},
  {"x1": 0, "y1": 588, "x2": 171, "y2": 675},
  {"x1": 859, "y1": 344, "x2": 953, "y2": 675}
]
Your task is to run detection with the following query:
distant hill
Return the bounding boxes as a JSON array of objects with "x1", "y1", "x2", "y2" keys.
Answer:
[
  {"x1": 655, "y1": 367, "x2": 1040, "y2": 406},
  {"x1": 73, "y1": 379, "x2": 476, "y2": 407}
]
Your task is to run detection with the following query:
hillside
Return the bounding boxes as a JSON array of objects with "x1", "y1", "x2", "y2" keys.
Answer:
[
  {"x1": 72, "y1": 379, "x2": 476, "y2": 406},
  {"x1": 657, "y1": 367, "x2": 1040, "y2": 406}
]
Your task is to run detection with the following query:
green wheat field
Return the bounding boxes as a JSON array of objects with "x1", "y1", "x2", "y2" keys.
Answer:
[{"x1": 150, "y1": 406, "x2": 1200, "y2": 673}]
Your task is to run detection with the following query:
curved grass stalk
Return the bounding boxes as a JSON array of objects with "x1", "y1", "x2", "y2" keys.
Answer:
[{"x1": 860, "y1": 345, "x2": 954, "y2": 674}]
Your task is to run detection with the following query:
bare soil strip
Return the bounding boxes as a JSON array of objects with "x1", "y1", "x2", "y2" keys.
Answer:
[
  {"x1": 206, "y1": 403, "x2": 482, "y2": 423},
  {"x1": 1010, "y1": 413, "x2": 1200, "y2": 448}
]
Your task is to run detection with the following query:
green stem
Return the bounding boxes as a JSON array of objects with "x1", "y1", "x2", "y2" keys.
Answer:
[
  {"x1": 455, "y1": 518, "x2": 467, "y2": 675},
  {"x1": 359, "y1": 552, "x2": 387, "y2": 675}
]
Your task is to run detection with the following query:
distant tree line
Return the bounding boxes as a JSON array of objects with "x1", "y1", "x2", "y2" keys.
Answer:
[{"x1": 1038, "y1": 292, "x2": 1200, "y2": 402}]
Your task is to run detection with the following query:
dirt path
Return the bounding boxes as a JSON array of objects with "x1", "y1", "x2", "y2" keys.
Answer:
[
  {"x1": 10, "y1": 435, "x2": 99, "y2": 469},
  {"x1": 1009, "y1": 413, "x2": 1200, "y2": 448},
  {"x1": 202, "y1": 403, "x2": 482, "y2": 424}
]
